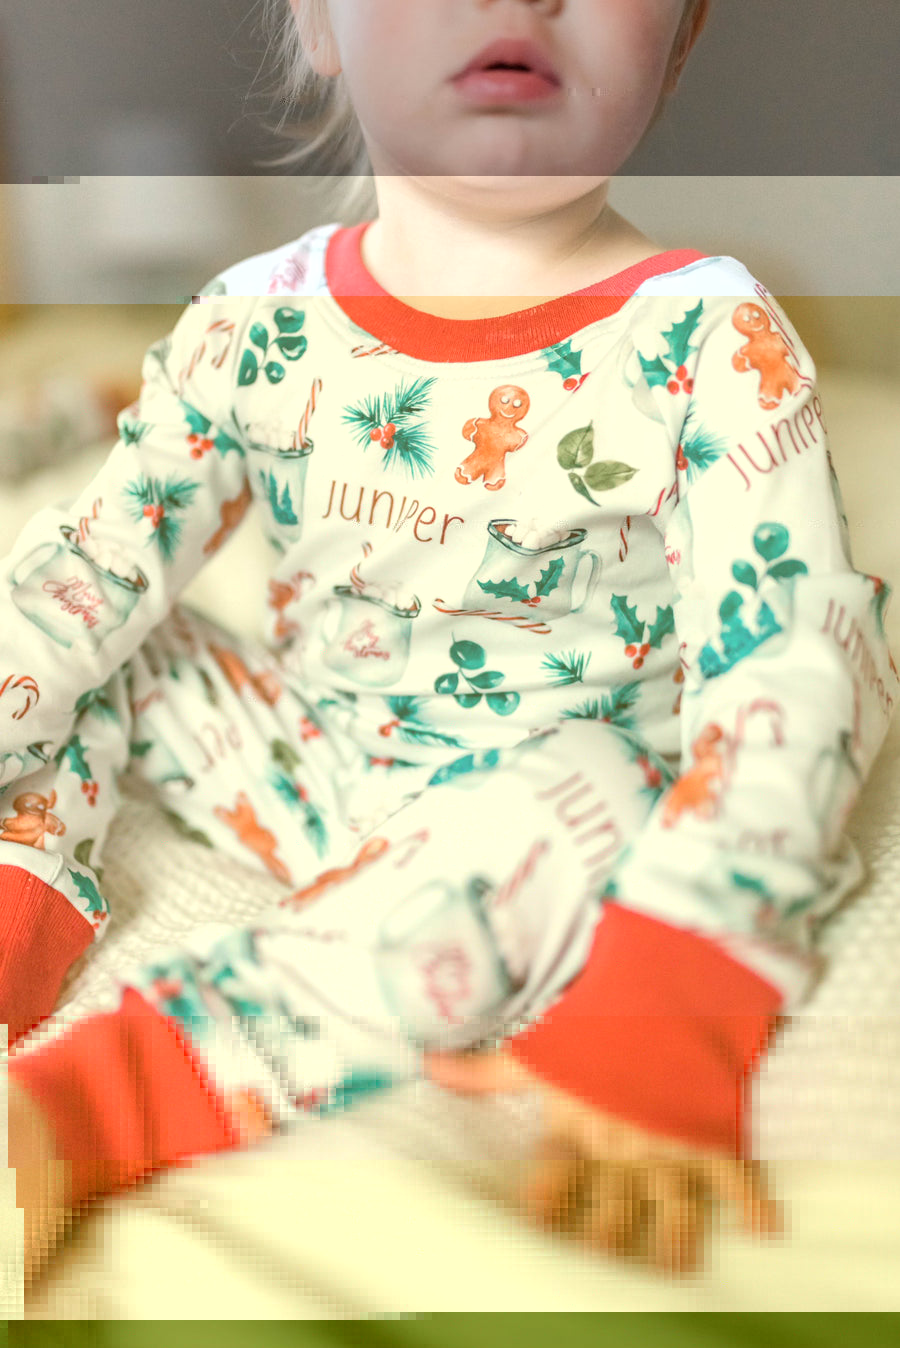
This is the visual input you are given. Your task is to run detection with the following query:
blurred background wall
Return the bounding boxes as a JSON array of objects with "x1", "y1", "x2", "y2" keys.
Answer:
[{"x1": 3, "y1": 176, "x2": 900, "y2": 306}]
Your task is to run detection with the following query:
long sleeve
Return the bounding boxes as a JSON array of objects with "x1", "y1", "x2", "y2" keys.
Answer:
[
  {"x1": 0, "y1": 299, "x2": 255, "y2": 1045},
  {"x1": 507, "y1": 290, "x2": 900, "y2": 1154}
]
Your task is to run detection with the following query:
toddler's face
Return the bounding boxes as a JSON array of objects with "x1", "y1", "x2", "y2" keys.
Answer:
[{"x1": 303, "y1": 0, "x2": 700, "y2": 179}]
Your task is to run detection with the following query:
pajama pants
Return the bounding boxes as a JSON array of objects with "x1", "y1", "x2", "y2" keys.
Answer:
[{"x1": 1, "y1": 603, "x2": 675, "y2": 1131}]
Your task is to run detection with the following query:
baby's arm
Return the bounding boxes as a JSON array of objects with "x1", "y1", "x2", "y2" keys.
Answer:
[
  {"x1": 505, "y1": 289, "x2": 898, "y2": 1158},
  {"x1": 0, "y1": 291, "x2": 256, "y2": 1047}
]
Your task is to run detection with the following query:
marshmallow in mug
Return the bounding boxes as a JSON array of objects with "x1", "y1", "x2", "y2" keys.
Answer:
[
  {"x1": 78, "y1": 532, "x2": 145, "y2": 587},
  {"x1": 506, "y1": 518, "x2": 571, "y2": 551},
  {"x1": 357, "y1": 579, "x2": 419, "y2": 614}
]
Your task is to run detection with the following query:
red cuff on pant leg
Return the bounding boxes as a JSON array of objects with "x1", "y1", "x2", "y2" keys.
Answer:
[
  {"x1": 0, "y1": 864, "x2": 95, "y2": 1048},
  {"x1": 7, "y1": 986, "x2": 241, "y2": 1209},
  {"x1": 505, "y1": 903, "x2": 784, "y2": 1157}
]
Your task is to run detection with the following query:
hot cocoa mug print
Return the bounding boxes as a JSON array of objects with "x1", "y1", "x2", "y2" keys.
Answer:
[
  {"x1": 373, "y1": 876, "x2": 519, "y2": 1051},
  {"x1": 9, "y1": 524, "x2": 149, "y2": 652},
  {"x1": 246, "y1": 437, "x2": 314, "y2": 548},
  {"x1": 319, "y1": 584, "x2": 421, "y2": 688},
  {"x1": 463, "y1": 519, "x2": 601, "y2": 620}
]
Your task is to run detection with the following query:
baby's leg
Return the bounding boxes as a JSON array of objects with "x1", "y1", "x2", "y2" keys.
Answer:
[
  {"x1": 0, "y1": 599, "x2": 362, "y2": 1050},
  {"x1": 0, "y1": 640, "x2": 135, "y2": 1046},
  {"x1": 102, "y1": 717, "x2": 671, "y2": 1132}
]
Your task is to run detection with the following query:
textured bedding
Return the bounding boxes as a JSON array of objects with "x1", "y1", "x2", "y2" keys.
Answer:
[{"x1": 3, "y1": 367, "x2": 900, "y2": 1317}]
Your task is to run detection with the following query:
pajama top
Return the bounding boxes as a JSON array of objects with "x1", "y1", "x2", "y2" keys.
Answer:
[{"x1": 4, "y1": 220, "x2": 898, "y2": 1205}]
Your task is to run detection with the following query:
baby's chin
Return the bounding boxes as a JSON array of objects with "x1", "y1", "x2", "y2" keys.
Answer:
[{"x1": 433, "y1": 174, "x2": 610, "y2": 192}]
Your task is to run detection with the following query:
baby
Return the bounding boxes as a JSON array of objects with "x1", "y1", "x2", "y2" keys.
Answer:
[{"x1": 4, "y1": 0, "x2": 898, "y2": 1289}]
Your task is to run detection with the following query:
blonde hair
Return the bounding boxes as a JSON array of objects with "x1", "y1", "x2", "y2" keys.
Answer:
[
  {"x1": 256, "y1": 0, "x2": 375, "y2": 224},
  {"x1": 254, "y1": 0, "x2": 706, "y2": 224}
]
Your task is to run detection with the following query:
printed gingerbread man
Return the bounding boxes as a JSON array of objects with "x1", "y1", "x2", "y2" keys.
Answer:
[
  {"x1": 0, "y1": 788, "x2": 66, "y2": 847},
  {"x1": 456, "y1": 385, "x2": 530, "y2": 490},
  {"x1": 731, "y1": 303, "x2": 809, "y2": 411},
  {"x1": 214, "y1": 789, "x2": 292, "y2": 883}
]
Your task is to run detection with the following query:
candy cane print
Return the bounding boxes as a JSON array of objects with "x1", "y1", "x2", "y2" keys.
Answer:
[
  {"x1": 0, "y1": 673, "x2": 40, "y2": 720},
  {"x1": 351, "y1": 342, "x2": 394, "y2": 359},
  {"x1": 78, "y1": 498, "x2": 102, "y2": 544},
  {"x1": 350, "y1": 540, "x2": 374, "y2": 593},
  {"x1": 298, "y1": 377, "x2": 323, "y2": 450}
]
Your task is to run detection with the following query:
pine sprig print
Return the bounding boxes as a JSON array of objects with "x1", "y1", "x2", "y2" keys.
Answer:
[
  {"x1": 676, "y1": 409, "x2": 730, "y2": 484},
  {"x1": 562, "y1": 681, "x2": 641, "y2": 730},
  {"x1": 123, "y1": 473, "x2": 201, "y2": 563},
  {"x1": 382, "y1": 694, "x2": 464, "y2": 748},
  {"x1": 541, "y1": 649, "x2": 592, "y2": 686},
  {"x1": 342, "y1": 377, "x2": 438, "y2": 479}
]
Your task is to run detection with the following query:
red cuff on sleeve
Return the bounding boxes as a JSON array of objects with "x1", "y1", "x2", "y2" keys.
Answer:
[
  {"x1": 7, "y1": 986, "x2": 241, "y2": 1210},
  {"x1": 0, "y1": 864, "x2": 95, "y2": 1049},
  {"x1": 505, "y1": 903, "x2": 783, "y2": 1157}
]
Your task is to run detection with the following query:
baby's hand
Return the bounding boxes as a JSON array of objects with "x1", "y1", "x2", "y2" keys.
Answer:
[{"x1": 423, "y1": 1046, "x2": 783, "y2": 1275}]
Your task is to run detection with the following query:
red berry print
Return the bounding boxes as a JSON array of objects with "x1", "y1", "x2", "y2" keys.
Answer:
[
  {"x1": 625, "y1": 645, "x2": 637, "y2": 657},
  {"x1": 667, "y1": 365, "x2": 694, "y2": 396},
  {"x1": 378, "y1": 718, "x2": 400, "y2": 738},
  {"x1": 369, "y1": 428, "x2": 382, "y2": 441}
]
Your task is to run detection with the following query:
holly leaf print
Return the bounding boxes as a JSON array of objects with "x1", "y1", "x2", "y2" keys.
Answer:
[
  {"x1": 647, "y1": 605, "x2": 675, "y2": 649},
  {"x1": 611, "y1": 594, "x2": 644, "y2": 644},
  {"x1": 181, "y1": 401, "x2": 212, "y2": 437},
  {"x1": 637, "y1": 354, "x2": 672, "y2": 389},
  {"x1": 478, "y1": 576, "x2": 531, "y2": 602},
  {"x1": 534, "y1": 557, "x2": 564, "y2": 598},
  {"x1": 663, "y1": 302, "x2": 704, "y2": 368}
]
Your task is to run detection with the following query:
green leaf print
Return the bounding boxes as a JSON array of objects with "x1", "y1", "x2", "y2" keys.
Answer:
[
  {"x1": 486, "y1": 691, "x2": 520, "y2": 715},
  {"x1": 274, "y1": 307, "x2": 306, "y2": 333},
  {"x1": 454, "y1": 693, "x2": 482, "y2": 708},
  {"x1": 732, "y1": 560, "x2": 759, "y2": 589},
  {"x1": 467, "y1": 670, "x2": 504, "y2": 690},
  {"x1": 768, "y1": 559, "x2": 809, "y2": 581},
  {"x1": 753, "y1": 523, "x2": 790, "y2": 562},
  {"x1": 434, "y1": 672, "x2": 459, "y2": 694},
  {"x1": 569, "y1": 473, "x2": 602, "y2": 507},
  {"x1": 450, "y1": 640, "x2": 486, "y2": 670},
  {"x1": 275, "y1": 335, "x2": 307, "y2": 361},
  {"x1": 249, "y1": 323, "x2": 269, "y2": 351},
  {"x1": 557, "y1": 424, "x2": 594, "y2": 470},
  {"x1": 583, "y1": 461, "x2": 638, "y2": 492},
  {"x1": 239, "y1": 350, "x2": 259, "y2": 385},
  {"x1": 264, "y1": 361, "x2": 286, "y2": 384}
]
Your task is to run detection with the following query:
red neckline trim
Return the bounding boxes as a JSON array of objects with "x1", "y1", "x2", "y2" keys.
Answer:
[{"x1": 325, "y1": 220, "x2": 706, "y2": 362}]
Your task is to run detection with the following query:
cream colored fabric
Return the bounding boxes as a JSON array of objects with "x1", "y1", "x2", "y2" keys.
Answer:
[{"x1": 3, "y1": 367, "x2": 900, "y2": 1317}]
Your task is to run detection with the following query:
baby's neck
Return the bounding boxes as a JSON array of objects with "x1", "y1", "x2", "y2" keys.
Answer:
[{"x1": 360, "y1": 203, "x2": 663, "y2": 321}]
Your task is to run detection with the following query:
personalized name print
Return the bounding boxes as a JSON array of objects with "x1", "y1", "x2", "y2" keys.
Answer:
[
  {"x1": 727, "y1": 396, "x2": 828, "y2": 492},
  {"x1": 823, "y1": 598, "x2": 894, "y2": 716},
  {"x1": 534, "y1": 771, "x2": 623, "y2": 897},
  {"x1": 321, "y1": 479, "x2": 464, "y2": 546}
]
